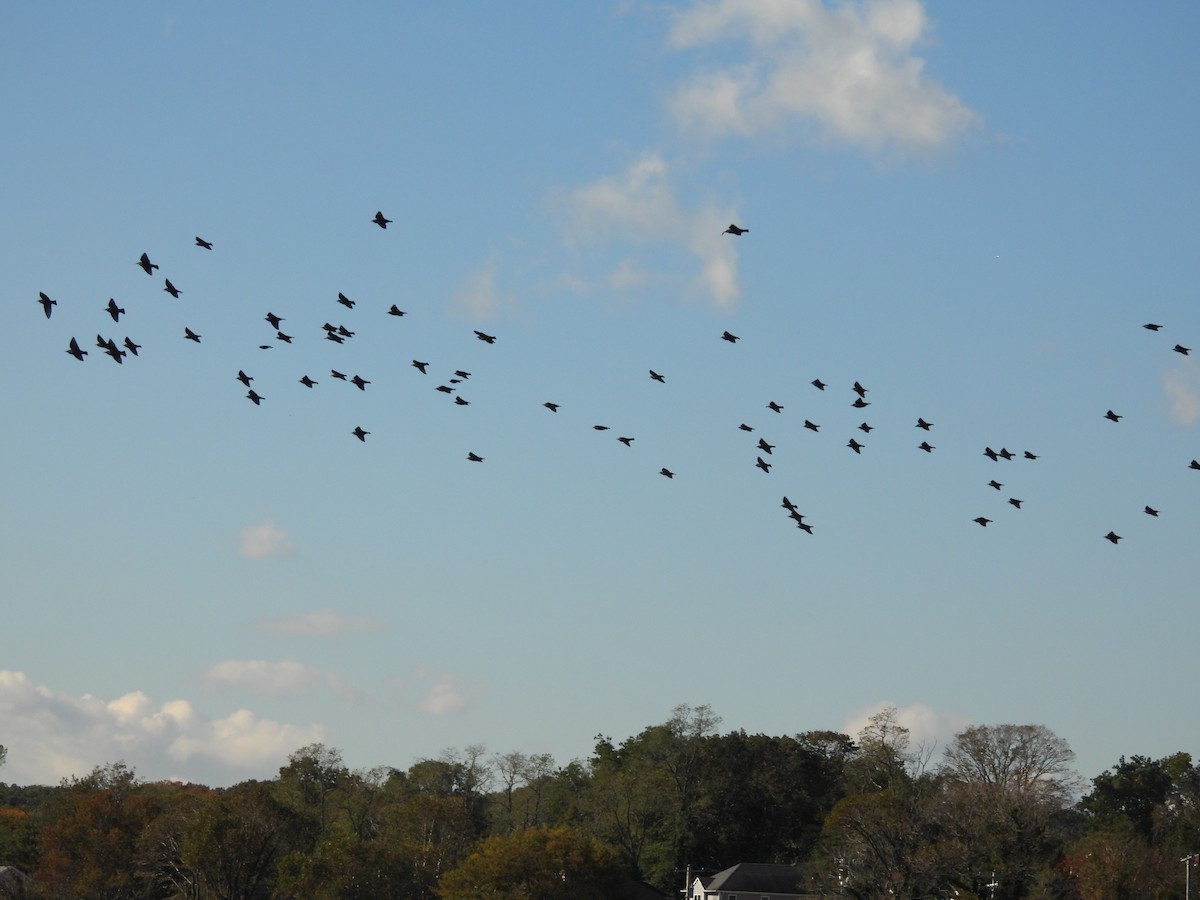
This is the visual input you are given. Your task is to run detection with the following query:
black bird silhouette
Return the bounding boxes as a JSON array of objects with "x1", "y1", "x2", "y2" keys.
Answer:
[
  {"x1": 337, "y1": 292, "x2": 355, "y2": 309},
  {"x1": 351, "y1": 375, "x2": 370, "y2": 391},
  {"x1": 858, "y1": 422, "x2": 873, "y2": 433},
  {"x1": 373, "y1": 211, "x2": 391, "y2": 229},
  {"x1": 237, "y1": 370, "x2": 252, "y2": 387},
  {"x1": 337, "y1": 325, "x2": 354, "y2": 337},
  {"x1": 723, "y1": 224, "x2": 748, "y2": 235},
  {"x1": 721, "y1": 331, "x2": 739, "y2": 343},
  {"x1": 1024, "y1": 451, "x2": 1039, "y2": 460},
  {"x1": 1144, "y1": 505, "x2": 1159, "y2": 516},
  {"x1": 353, "y1": 427, "x2": 370, "y2": 442},
  {"x1": 1008, "y1": 498, "x2": 1023, "y2": 509},
  {"x1": 544, "y1": 402, "x2": 560, "y2": 412},
  {"x1": 276, "y1": 331, "x2": 293, "y2": 344},
  {"x1": 1174, "y1": 344, "x2": 1190, "y2": 355},
  {"x1": 988, "y1": 480, "x2": 1003, "y2": 490},
  {"x1": 467, "y1": 452, "x2": 484, "y2": 462},
  {"x1": 123, "y1": 337, "x2": 141, "y2": 357},
  {"x1": 852, "y1": 398, "x2": 870, "y2": 409},
  {"x1": 388, "y1": 305, "x2": 406, "y2": 317},
  {"x1": 1105, "y1": 410, "x2": 1122, "y2": 422},
  {"x1": 649, "y1": 369, "x2": 665, "y2": 383},
  {"x1": 299, "y1": 375, "x2": 317, "y2": 388},
  {"x1": 998, "y1": 448, "x2": 1015, "y2": 460},
  {"x1": 738, "y1": 424, "x2": 754, "y2": 432},
  {"x1": 412, "y1": 361, "x2": 429, "y2": 374},
  {"x1": 164, "y1": 279, "x2": 180, "y2": 298},
  {"x1": 593, "y1": 425, "x2": 610, "y2": 431},
  {"x1": 266, "y1": 312, "x2": 284, "y2": 329},
  {"x1": 974, "y1": 517, "x2": 992, "y2": 527},
  {"x1": 102, "y1": 299, "x2": 124, "y2": 322},
  {"x1": 322, "y1": 322, "x2": 337, "y2": 332},
  {"x1": 326, "y1": 332, "x2": 345, "y2": 344},
  {"x1": 755, "y1": 456, "x2": 772, "y2": 473},
  {"x1": 246, "y1": 390, "x2": 264, "y2": 405},
  {"x1": 918, "y1": 441, "x2": 934, "y2": 453},
  {"x1": 454, "y1": 370, "x2": 471, "y2": 379},
  {"x1": 853, "y1": 381, "x2": 868, "y2": 398},
  {"x1": 436, "y1": 385, "x2": 454, "y2": 394},
  {"x1": 103, "y1": 339, "x2": 125, "y2": 363},
  {"x1": 848, "y1": 438, "x2": 864, "y2": 454},
  {"x1": 811, "y1": 379, "x2": 826, "y2": 390},
  {"x1": 983, "y1": 447, "x2": 999, "y2": 461},
  {"x1": 1144, "y1": 323, "x2": 1163, "y2": 331},
  {"x1": 1190, "y1": 459, "x2": 1200, "y2": 471},
  {"x1": 781, "y1": 496, "x2": 798, "y2": 513},
  {"x1": 475, "y1": 330, "x2": 497, "y2": 344},
  {"x1": 195, "y1": 236, "x2": 213, "y2": 250},
  {"x1": 916, "y1": 418, "x2": 933, "y2": 430},
  {"x1": 331, "y1": 370, "x2": 347, "y2": 380},
  {"x1": 660, "y1": 468, "x2": 674, "y2": 478},
  {"x1": 1104, "y1": 531, "x2": 1121, "y2": 544},
  {"x1": 138, "y1": 253, "x2": 158, "y2": 275},
  {"x1": 258, "y1": 345, "x2": 272, "y2": 350},
  {"x1": 183, "y1": 327, "x2": 200, "y2": 343},
  {"x1": 66, "y1": 337, "x2": 86, "y2": 360},
  {"x1": 758, "y1": 438, "x2": 775, "y2": 454},
  {"x1": 767, "y1": 401, "x2": 783, "y2": 413},
  {"x1": 455, "y1": 396, "x2": 470, "y2": 406},
  {"x1": 796, "y1": 521, "x2": 814, "y2": 535},
  {"x1": 38, "y1": 292, "x2": 56, "y2": 318},
  {"x1": 804, "y1": 420, "x2": 819, "y2": 432},
  {"x1": 618, "y1": 436, "x2": 634, "y2": 446}
]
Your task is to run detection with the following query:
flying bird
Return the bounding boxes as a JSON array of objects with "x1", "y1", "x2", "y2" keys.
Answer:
[
  {"x1": 66, "y1": 337, "x2": 86, "y2": 360},
  {"x1": 804, "y1": 420, "x2": 819, "y2": 432},
  {"x1": 1024, "y1": 451, "x2": 1039, "y2": 460},
  {"x1": 755, "y1": 456, "x2": 772, "y2": 473},
  {"x1": 593, "y1": 425, "x2": 610, "y2": 431},
  {"x1": 852, "y1": 398, "x2": 870, "y2": 409},
  {"x1": 325, "y1": 332, "x2": 345, "y2": 344},
  {"x1": 351, "y1": 375, "x2": 370, "y2": 391},
  {"x1": 164, "y1": 279, "x2": 181, "y2": 298},
  {"x1": 331, "y1": 370, "x2": 347, "y2": 380},
  {"x1": 373, "y1": 211, "x2": 392, "y2": 229},
  {"x1": 1008, "y1": 498, "x2": 1023, "y2": 509},
  {"x1": 475, "y1": 330, "x2": 497, "y2": 344},
  {"x1": 781, "y1": 496, "x2": 798, "y2": 513},
  {"x1": 102, "y1": 340, "x2": 125, "y2": 363},
  {"x1": 738, "y1": 424, "x2": 754, "y2": 432},
  {"x1": 811, "y1": 379, "x2": 826, "y2": 391},
  {"x1": 1105, "y1": 410, "x2": 1122, "y2": 422},
  {"x1": 38, "y1": 292, "x2": 56, "y2": 318},
  {"x1": 918, "y1": 441, "x2": 934, "y2": 453},
  {"x1": 1144, "y1": 505, "x2": 1159, "y2": 516},
  {"x1": 436, "y1": 384, "x2": 454, "y2": 394},
  {"x1": 246, "y1": 390, "x2": 264, "y2": 405},
  {"x1": 123, "y1": 337, "x2": 141, "y2": 357},
  {"x1": 454, "y1": 370, "x2": 471, "y2": 379},
  {"x1": 299, "y1": 375, "x2": 317, "y2": 388},
  {"x1": 988, "y1": 480, "x2": 1003, "y2": 490},
  {"x1": 353, "y1": 427, "x2": 370, "y2": 442},
  {"x1": 974, "y1": 517, "x2": 992, "y2": 527},
  {"x1": 412, "y1": 360, "x2": 429, "y2": 374},
  {"x1": 1143, "y1": 323, "x2": 1163, "y2": 331},
  {"x1": 1174, "y1": 344, "x2": 1190, "y2": 355},
  {"x1": 858, "y1": 422, "x2": 873, "y2": 433},
  {"x1": 1104, "y1": 531, "x2": 1121, "y2": 544},
  {"x1": 767, "y1": 401, "x2": 783, "y2": 413},
  {"x1": 998, "y1": 448, "x2": 1015, "y2": 460},
  {"x1": 1190, "y1": 459, "x2": 1200, "y2": 471},
  {"x1": 183, "y1": 327, "x2": 200, "y2": 343},
  {"x1": 796, "y1": 521, "x2": 814, "y2": 534},
  {"x1": 467, "y1": 452, "x2": 485, "y2": 462},
  {"x1": 984, "y1": 447, "x2": 999, "y2": 461},
  {"x1": 723, "y1": 224, "x2": 748, "y2": 235},
  {"x1": 337, "y1": 325, "x2": 354, "y2": 338},
  {"x1": 237, "y1": 370, "x2": 252, "y2": 387},
  {"x1": 544, "y1": 402, "x2": 559, "y2": 412},
  {"x1": 721, "y1": 331, "x2": 740, "y2": 343},
  {"x1": 137, "y1": 253, "x2": 158, "y2": 275},
  {"x1": 660, "y1": 468, "x2": 674, "y2": 478},
  {"x1": 276, "y1": 331, "x2": 293, "y2": 344},
  {"x1": 916, "y1": 418, "x2": 933, "y2": 430},
  {"x1": 105, "y1": 298, "x2": 125, "y2": 321},
  {"x1": 388, "y1": 304, "x2": 406, "y2": 317},
  {"x1": 847, "y1": 438, "x2": 864, "y2": 454},
  {"x1": 265, "y1": 312, "x2": 284, "y2": 329},
  {"x1": 455, "y1": 396, "x2": 470, "y2": 406},
  {"x1": 195, "y1": 236, "x2": 213, "y2": 250},
  {"x1": 618, "y1": 436, "x2": 634, "y2": 446},
  {"x1": 649, "y1": 370, "x2": 665, "y2": 383},
  {"x1": 757, "y1": 438, "x2": 775, "y2": 454},
  {"x1": 337, "y1": 292, "x2": 355, "y2": 309},
  {"x1": 853, "y1": 381, "x2": 868, "y2": 398}
]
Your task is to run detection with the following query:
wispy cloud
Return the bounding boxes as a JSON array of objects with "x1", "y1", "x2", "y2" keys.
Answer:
[
  {"x1": 666, "y1": 0, "x2": 978, "y2": 154},
  {"x1": 1163, "y1": 364, "x2": 1200, "y2": 425},
  {"x1": 560, "y1": 153, "x2": 741, "y2": 309},
  {"x1": 0, "y1": 669, "x2": 324, "y2": 786},
  {"x1": 254, "y1": 608, "x2": 381, "y2": 637},
  {"x1": 237, "y1": 519, "x2": 294, "y2": 559},
  {"x1": 406, "y1": 668, "x2": 481, "y2": 716},
  {"x1": 451, "y1": 259, "x2": 507, "y2": 320},
  {"x1": 201, "y1": 659, "x2": 359, "y2": 701},
  {"x1": 842, "y1": 700, "x2": 971, "y2": 755}
]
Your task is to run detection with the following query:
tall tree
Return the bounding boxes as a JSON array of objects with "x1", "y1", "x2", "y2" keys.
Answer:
[{"x1": 940, "y1": 724, "x2": 1080, "y2": 803}]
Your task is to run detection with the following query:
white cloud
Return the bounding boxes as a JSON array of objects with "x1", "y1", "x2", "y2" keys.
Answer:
[
  {"x1": 201, "y1": 659, "x2": 359, "y2": 701},
  {"x1": 237, "y1": 519, "x2": 294, "y2": 559},
  {"x1": 560, "y1": 153, "x2": 742, "y2": 309},
  {"x1": 666, "y1": 0, "x2": 978, "y2": 153},
  {"x1": 842, "y1": 700, "x2": 971, "y2": 756},
  {"x1": 452, "y1": 260, "x2": 506, "y2": 320},
  {"x1": 406, "y1": 668, "x2": 480, "y2": 716},
  {"x1": 0, "y1": 669, "x2": 323, "y2": 786},
  {"x1": 254, "y1": 608, "x2": 381, "y2": 637},
  {"x1": 1163, "y1": 364, "x2": 1200, "y2": 425}
]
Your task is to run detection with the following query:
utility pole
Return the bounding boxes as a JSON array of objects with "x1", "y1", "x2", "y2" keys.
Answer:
[
  {"x1": 986, "y1": 871, "x2": 999, "y2": 900},
  {"x1": 1182, "y1": 853, "x2": 1198, "y2": 900}
]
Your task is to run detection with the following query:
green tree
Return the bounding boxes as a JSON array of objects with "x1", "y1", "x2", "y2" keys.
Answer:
[{"x1": 437, "y1": 825, "x2": 626, "y2": 900}]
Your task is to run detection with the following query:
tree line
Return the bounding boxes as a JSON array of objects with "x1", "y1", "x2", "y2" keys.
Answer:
[{"x1": 0, "y1": 705, "x2": 1196, "y2": 899}]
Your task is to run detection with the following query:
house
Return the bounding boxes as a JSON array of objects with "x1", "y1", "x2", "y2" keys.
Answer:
[{"x1": 690, "y1": 862, "x2": 817, "y2": 900}]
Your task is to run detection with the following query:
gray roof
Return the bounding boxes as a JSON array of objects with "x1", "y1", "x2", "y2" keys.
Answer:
[{"x1": 704, "y1": 862, "x2": 807, "y2": 894}]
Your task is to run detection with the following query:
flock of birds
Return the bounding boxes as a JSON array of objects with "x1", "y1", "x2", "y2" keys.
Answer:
[{"x1": 35, "y1": 217, "x2": 1197, "y2": 545}]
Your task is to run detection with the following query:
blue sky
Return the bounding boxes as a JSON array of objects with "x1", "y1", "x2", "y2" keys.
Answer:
[{"x1": 3, "y1": 2, "x2": 1198, "y2": 788}]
